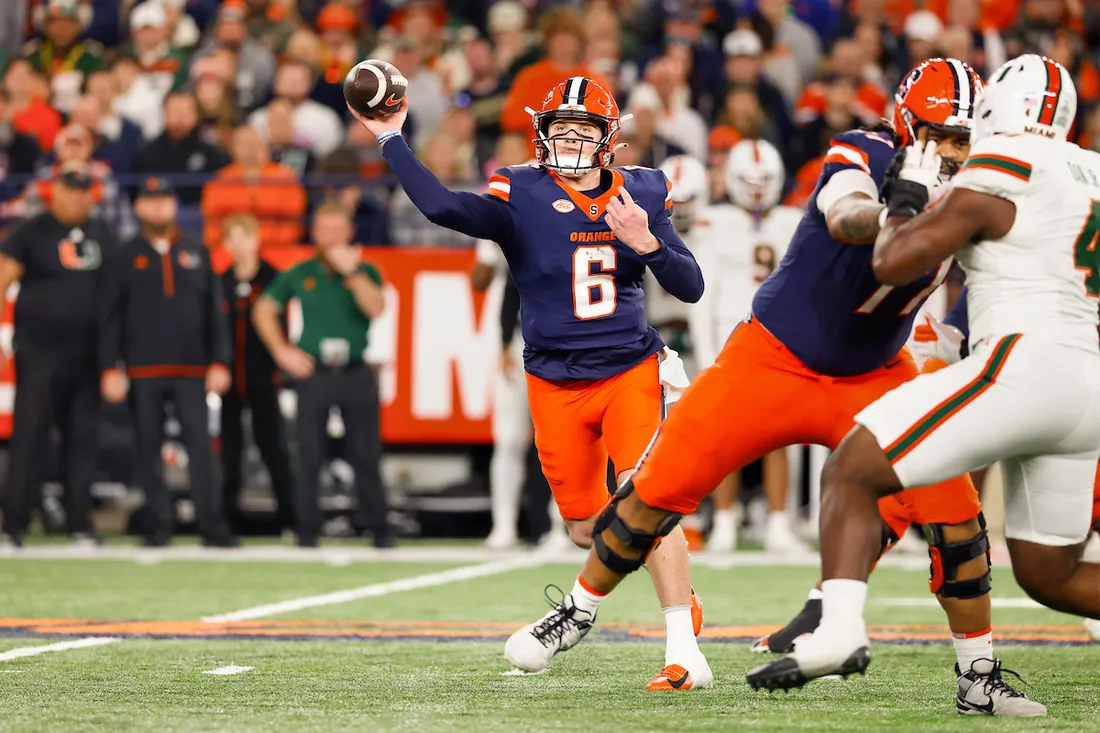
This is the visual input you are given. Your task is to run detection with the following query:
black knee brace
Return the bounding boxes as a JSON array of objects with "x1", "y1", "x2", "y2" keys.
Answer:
[
  {"x1": 922, "y1": 512, "x2": 992, "y2": 599},
  {"x1": 592, "y1": 480, "x2": 682, "y2": 575}
]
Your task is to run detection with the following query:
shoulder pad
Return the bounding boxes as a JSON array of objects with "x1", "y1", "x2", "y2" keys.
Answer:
[{"x1": 956, "y1": 136, "x2": 1034, "y2": 194}]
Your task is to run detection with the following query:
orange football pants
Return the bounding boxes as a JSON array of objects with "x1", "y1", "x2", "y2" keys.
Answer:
[
  {"x1": 632, "y1": 319, "x2": 980, "y2": 540},
  {"x1": 1093, "y1": 460, "x2": 1100, "y2": 533},
  {"x1": 526, "y1": 355, "x2": 662, "y2": 521}
]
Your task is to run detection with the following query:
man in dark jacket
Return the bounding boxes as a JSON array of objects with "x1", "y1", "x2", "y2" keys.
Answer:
[
  {"x1": 219, "y1": 213, "x2": 294, "y2": 535},
  {"x1": 131, "y1": 92, "x2": 230, "y2": 204},
  {"x1": 99, "y1": 176, "x2": 235, "y2": 547},
  {"x1": 0, "y1": 163, "x2": 115, "y2": 548}
]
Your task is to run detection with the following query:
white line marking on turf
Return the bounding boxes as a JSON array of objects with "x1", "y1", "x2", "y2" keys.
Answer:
[
  {"x1": 203, "y1": 665, "x2": 254, "y2": 675},
  {"x1": 0, "y1": 636, "x2": 120, "y2": 662},
  {"x1": 877, "y1": 597, "x2": 1044, "y2": 609},
  {"x1": 200, "y1": 554, "x2": 546, "y2": 623}
]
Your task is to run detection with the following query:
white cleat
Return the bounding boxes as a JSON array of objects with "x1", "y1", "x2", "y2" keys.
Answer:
[
  {"x1": 956, "y1": 659, "x2": 1047, "y2": 717},
  {"x1": 504, "y1": 586, "x2": 596, "y2": 673},
  {"x1": 484, "y1": 528, "x2": 518, "y2": 550},
  {"x1": 747, "y1": 625, "x2": 871, "y2": 690},
  {"x1": 1085, "y1": 617, "x2": 1100, "y2": 642}
]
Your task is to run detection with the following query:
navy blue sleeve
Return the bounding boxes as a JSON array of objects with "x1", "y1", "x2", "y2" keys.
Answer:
[
  {"x1": 643, "y1": 211, "x2": 704, "y2": 304},
  {"x1": 381, "y1": 136, "x2": 514, "y2": 243},
  {"x1": 944, "y1": 285, "x2": 969, "y2": 357}
]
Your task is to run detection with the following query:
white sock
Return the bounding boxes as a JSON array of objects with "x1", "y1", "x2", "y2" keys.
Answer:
[
  {"x1": 820, "y1": 579, "x2": 868, "y2": 635},
  {"x1": 712, "y1": 509, "x2": 736, "y2": 533},
  {"x1": 570, "y1": 576, "x2": 605, "y2": 616},
  {"x1": 663, "y1": 605, "x2": 700, "y2": 664},
  {"x1": 489, "y1": 442, "x2": 524, "y2": 535},
  {"x1": 953, "y1": 628, "x2": 993, "y2": 673},
  {"x1": 808, "y1": 587, "x2": 823, "y2": 601}
]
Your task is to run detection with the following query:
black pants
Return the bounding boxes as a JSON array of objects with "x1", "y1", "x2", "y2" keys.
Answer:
[
  {"x1": 1, "y1": 347, "x2": 98, "y2": 536},
  {"x1": 294, "y1": 364, "x2": 388, "y2": 541},
  {"x1": 220, "y1": 380, "x2": 294, "y2": 531},
  {"x1": 130, "y1": 377, "x2": 227, "y2": 541}
]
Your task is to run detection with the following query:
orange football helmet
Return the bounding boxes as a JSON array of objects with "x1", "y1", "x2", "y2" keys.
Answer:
[
  {"x1": 529, "y1": 77, "x2": 623, "y2": 175},
  {"x1": 893, "y1": 58, "x2": 985, "y2": 147}
]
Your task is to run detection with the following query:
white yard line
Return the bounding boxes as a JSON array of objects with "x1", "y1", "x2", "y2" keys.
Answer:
[
  {"x1": 0, "y1": 636, "x2": 121, "y2": 662},
  {"x1": 203, "y1": 665, "x2": 254, "y2": 676},
  {"x1": 201, "y1": 553, "x2": 546, "y2": 622}
]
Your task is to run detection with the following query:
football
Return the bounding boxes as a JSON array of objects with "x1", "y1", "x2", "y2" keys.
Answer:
[{"x1": 343, "y1": 59, "x2": 408, "y2": 119}]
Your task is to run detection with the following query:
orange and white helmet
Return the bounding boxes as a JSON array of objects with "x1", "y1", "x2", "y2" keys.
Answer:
[
  {"x1": 725, "y1": 139, "x2": 784, "y2": 212},
  {"x1": 972, "y1": 55, "x2": 1076, "y2": 144},
  {"x1": 893, "y1": 58, "x2": 984, "y2": 147},
  {"x1": 528, "y1": 77, "x2": 624, "y2": 175},
  {"x1": 659, "y1": 154, "x2": 708, "y2": 233}
]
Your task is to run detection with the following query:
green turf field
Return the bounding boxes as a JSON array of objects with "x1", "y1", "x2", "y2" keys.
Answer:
[{"x1": 0, "y1": 546, "x2": 1096, "y2": 732}]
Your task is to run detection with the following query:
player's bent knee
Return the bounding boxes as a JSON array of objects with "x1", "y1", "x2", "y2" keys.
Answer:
[
  {"x1": 565, "y1": 519, "x2": 595, "y2": 549},
  {"x1": 823, "y1": 426, "x2": 903, "y2": 497},
  {"x1": 924, "y1": 513, "x2": 992, "y2": 599},
  {"x1": 592, "y1": 480, "x2": 681, "y2": 575}
]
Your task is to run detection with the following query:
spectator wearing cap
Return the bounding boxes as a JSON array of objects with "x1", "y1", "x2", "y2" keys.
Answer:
[
  {"x1": 499, "y1": 8, "x2": 612, "y2": 155},
  {"x1": 192, "y1": 0, "x2": 276, "y2": 111},
  {"x1": 252, "y1": 201, "x2": 392, "y2": 548},
  {"x1": 98, "y1": 176, "x2": 235, "y2": 548},
  {"x1": 722, "y1": 29, "x2": 793, "y2": 150},
  {"x1": 791, "y1": 74, "x2": 863, "y2": 173},
  {"x1": 902, "y1": 10, "x2": 944, "y2": 72},
  {"x1": 456, "y1": 34, "x2": 507, "y2": 170},
  {"x1": 125, "y1": 1, "x2": 190, "y2": 102},
  {"x1": 3, "y1": 60, "x2": 63, "y2": 154},
  {"x1": 310, "y1": 6, "x2": 362, "y2": 116},
  {"x1": 201, "y1": 124, "x2": 307, "y2": 248},
  {"x1": 247, "y1": 60, "x2": 344, "y2": 159},
  {"x1": 487, "y1": 0, "x2": 536, "y2": 85},
  {"x1": 705, "y1": 125, "x2": 740, "y2": 204},
  {"x1": 0, "y1": 89, "x2": 43, "y2": 229},
  {"x1": 132, "y1": 91, "x2": 232, "y2": 205},
  {"x1": 0, "y1": 162, "x2": 119, "y2": 549},
  {"x1": 218, "y1": 213, "x2": 295, "y2": 536},
  {"x1": 24, "y1": 124, "x2": 137, "y2": 241},
  {"x1": 25, "y1": 0, "x2": 104, "y2": 115}
]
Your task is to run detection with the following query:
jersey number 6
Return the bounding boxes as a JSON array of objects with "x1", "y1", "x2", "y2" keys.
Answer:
[{"x1": 573, "y1": 246, "x2": 617, "y2": 319}]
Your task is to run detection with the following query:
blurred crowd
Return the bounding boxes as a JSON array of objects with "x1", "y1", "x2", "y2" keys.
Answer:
[{"x1": 2, "y1": 0, "x2": 1100, "y2": 251}]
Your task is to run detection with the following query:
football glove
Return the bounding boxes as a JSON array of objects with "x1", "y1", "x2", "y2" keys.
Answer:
[
  {"x1": 911, "y1": 315, "x2": 966, "y2": 366},
  {"x1": 882, "y1": 141, "x2": 942, "y2": 219}
]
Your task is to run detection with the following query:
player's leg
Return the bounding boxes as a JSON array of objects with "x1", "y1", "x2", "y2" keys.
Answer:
[
  {"x1": 599, "y1": 355, "x2": 711, "y2": 689},
  {"x1": 750, "y1": 335, "x2": 1098, "y2": 691},
  {"x1": 573, "y1": 321, "x2": 833, "y2": 625},
  {"x1": 503, "y1": 373, "x2": 617, "y2": 673},
  {"x1": 485, "y1": 364, "x2": 529, "y2": 549},
  {"x1": 762, "y1": 448, "x2": 809, "y2": 552},
  {"x1": 1002, "y1": 453, "x2": 1100, "y2": 618},
  {"x1": 753, "y1": 497, "x2": 908, "y2": 654}
]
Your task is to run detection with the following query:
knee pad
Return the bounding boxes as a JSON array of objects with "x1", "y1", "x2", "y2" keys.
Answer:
[
  {"x1": 922, "y1": 512, "x2": 992, "y2": 599},
  {"x1": 592, "y1": 480, "x2": 682, "y2": 575}
]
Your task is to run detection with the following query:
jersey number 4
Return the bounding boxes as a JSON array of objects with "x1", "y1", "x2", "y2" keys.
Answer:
[
  {"x1": 573, "y1": 246, "x2": 617, "y2": 319},
  {"x1": 1074, "y1": 201, "x2": 1100, "y2": 298}
]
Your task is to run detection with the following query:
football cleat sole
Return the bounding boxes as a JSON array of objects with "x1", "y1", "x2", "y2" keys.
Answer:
[{"x1": 746, "y1": 646, "x2": 871, "y2": 692}]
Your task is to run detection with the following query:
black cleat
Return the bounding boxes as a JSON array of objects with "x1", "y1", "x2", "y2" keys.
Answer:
[
  {"x1": 747, "y1": 646, "x2": 871, "y2": 691},
  {"x1": 751, "y1": 598, "x2": 822, "y2": 653}
]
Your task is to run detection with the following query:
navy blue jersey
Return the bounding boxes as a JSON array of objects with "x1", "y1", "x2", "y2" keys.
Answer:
[
  {"x1": 382, "y1": 137, "x2": 703, "y2": 380},
  {"x1": 752, "y1": 129, "x2": 951, "y2": 377}
]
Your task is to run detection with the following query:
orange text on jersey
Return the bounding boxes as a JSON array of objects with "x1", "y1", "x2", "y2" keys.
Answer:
[{"x1": 569, "y1": 231, "x2": 617, "y2": 243}]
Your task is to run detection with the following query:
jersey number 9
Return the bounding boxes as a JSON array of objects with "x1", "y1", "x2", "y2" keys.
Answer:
[{"x1": 573, "y1": 246, "x2": 617, "y2": 319}]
